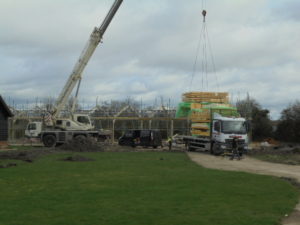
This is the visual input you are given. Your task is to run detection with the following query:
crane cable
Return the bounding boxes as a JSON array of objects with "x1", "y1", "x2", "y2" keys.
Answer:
[{"x1": 189, "y1": 0, "x2": 220, "y2": 92}]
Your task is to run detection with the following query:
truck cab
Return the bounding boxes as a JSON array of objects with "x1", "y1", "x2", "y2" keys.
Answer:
[{"x1": 211, "y1": 113, "x2": 248, "y2": 155}]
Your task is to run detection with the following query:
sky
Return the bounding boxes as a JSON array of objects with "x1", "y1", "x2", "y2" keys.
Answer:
[{"x1": 0, "y1": 0, "x2": 299, "y2": 119}]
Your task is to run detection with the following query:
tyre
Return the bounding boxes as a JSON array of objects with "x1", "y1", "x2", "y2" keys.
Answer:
[
  {"x1": 212, "y1": 144, "x2": 223, "y2": 156},
  {"x1": 43, "y1": 135, "x2": 56, "y2": 147},
  {"x1": 118, "y1": 140, "x2": 125, "y2": 146},
  {"x1": 74, "y1": 135, "x2": 87, "y2": 144},
  {"x1": 187, "y1": 143, "x2": 195, "y2": 151},
  {"x1": 131, "y1": 142, "x2": 136, "y2": 148},
  {"x1": 210, "y1": 143, "x2": 214, "y2": 155}
]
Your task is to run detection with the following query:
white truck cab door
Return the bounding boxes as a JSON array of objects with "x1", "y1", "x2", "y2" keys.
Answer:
[{"x1": 212, "y1": 120, "x2": 221, "y2": 140}]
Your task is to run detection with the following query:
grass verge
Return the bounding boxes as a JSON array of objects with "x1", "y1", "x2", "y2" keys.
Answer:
[
  {"x1": 249, "y1": 148, "x2": 300, "y2": 165},
  {"x1": 0, "y1": 152, "x2": 298, "y2": 225}
]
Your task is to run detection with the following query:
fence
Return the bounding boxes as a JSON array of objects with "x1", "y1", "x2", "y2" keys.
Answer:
[{"x1": 8, "y1": 117, "x2": 190, "y2": 143}]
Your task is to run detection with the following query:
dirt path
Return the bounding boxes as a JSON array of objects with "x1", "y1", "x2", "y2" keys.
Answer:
[{"x1": 187, "y1": 152, "x2": 300, "y2": 225}]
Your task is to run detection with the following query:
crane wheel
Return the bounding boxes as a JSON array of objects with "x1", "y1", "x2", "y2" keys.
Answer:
[
  {"x1": 43, "y1": 135, "x2": 57, "y2": 147},
  {"x1": 75, "y1": 135, "x2": 87, "y2": 144}
]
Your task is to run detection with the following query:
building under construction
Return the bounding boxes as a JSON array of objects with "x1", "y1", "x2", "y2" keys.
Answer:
[{"x1": 7, "y1": 99, "x2": 190, "y2": 143}]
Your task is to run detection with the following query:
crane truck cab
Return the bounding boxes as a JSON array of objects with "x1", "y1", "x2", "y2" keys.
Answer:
[{"x1": 25, "y1": 122, "x2": 43, "y2": 138}]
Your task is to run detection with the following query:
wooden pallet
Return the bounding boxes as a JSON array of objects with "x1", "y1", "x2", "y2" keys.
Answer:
[
  {"x1": 191, "y1": 129, "x2": 210, "y2": 137},
  {"x1": 183, "y1": 92, "x2": 228, "y2": 98},
  {"x1": 190, "y1": 103, "x2": 203, "y2": 109},
  {"x1": 183, "y1": 92, "x2": 229, "y2": 103},
  {"x1": 191, "y1": 119, "x2": 211, "y2": 123},
  {"x1": 191, "y1": 123, "x2": 209, "y2": 130},
  {"x1": 190, "y1": 110, "x2": 211, "y2": 122}
]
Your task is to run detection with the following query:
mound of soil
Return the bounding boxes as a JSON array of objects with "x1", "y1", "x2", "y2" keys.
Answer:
[
  {"x1": 59, "y1": 138, "x2": 103, "y2": 152},
  {"x1": 62, "y1": 155, "x2": 94, "y2": 162},
  {"x1": 0, "y1": 150, "x2": 51, "y2": 162},
  {"x1": 0, "y1": 163, "x2": 17, "y2": 169}
]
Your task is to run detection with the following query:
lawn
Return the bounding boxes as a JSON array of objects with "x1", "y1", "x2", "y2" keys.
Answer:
[{"x1": 0, "y1": 151, "x2": 298, "y2": 225}]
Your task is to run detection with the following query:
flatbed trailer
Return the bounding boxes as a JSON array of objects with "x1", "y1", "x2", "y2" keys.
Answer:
[
  {"x1": 179, "y1": 135, "x2": 211, "y2": 152},
  {"x1": 177, "y1": 134, "x2": 248, "y2": 156}
]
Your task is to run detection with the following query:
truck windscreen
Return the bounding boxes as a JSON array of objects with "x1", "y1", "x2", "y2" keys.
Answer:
[{"x1": 222, "y1": 121, "x2": 247, "y2": 134}]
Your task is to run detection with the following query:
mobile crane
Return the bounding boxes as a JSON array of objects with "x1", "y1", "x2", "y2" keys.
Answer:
[{"x1": 25, "y1": 0, "x2": 123, "y2": 147}]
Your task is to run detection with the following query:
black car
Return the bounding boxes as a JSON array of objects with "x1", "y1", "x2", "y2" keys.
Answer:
[{"x1": 118, "y1": 130, "x2": 162, "y2": 148}]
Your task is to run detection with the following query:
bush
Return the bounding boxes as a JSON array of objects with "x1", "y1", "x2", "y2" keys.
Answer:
[
  {"x1": 276, "y1": 101, "x2": 300, "y2": 143},
  {"x1": 236, "y1": 97, "x2": 273, "y2": 141}
]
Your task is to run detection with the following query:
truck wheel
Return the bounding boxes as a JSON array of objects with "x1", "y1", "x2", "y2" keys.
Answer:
[
  {"x1": 75, "y1": 135, "x2": 87, "y2": 144},
  {"x1": 187, "y1": 143, "x2": 195, "y2": 152},
  {"x1": 118, "y1": 140, "x2": 125, "y2": 146},
  {"x1": 131, "y1": 141, "x2": 136, "y2": 148},
  {"x1": 210, "y1": 143, "x2": 214, "y2": 155},
  {"x1": 43, "y1": 135, "x2": 56, "y2": 147},
  {"x1": 212, "y1": 144, "x2": 223, "y2": 156}
]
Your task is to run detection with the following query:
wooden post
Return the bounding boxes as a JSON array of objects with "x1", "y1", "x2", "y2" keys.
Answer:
[
  {"x1": 170, "y1": 119, "x2": 174, "y2": 137},
  {"x1": 112, "y1": 119, "x2": 115, "y2": 144},
  {"x1": 140, "y1": 119, "x2": 143, "y2": 129}
]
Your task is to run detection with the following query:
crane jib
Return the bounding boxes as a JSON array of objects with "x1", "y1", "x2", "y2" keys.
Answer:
[
  {"x1": 52, "y1": 0, "x2": 123, "y2": 118},
  {"x1": 99, "y1": 0, "x2": 123, "y2": 34}
]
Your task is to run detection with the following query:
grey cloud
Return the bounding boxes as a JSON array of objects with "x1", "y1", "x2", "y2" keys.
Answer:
[{"x1": 1, "y1": 0, "x2": 299, "y2": 119}]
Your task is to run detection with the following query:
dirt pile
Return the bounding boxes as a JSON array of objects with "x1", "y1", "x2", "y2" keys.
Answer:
[
  {"x1": 62, "y1": 155, "x2": 94, "y2": 162},
  {"x1": 58, "y1": 138, "x2": 104, "y2": 152},
  {"x1": 0, "y1": 150, "x2": 50, "y2": 162},
  {"x1": 0, "y1": 162, "x2": 17, "y2": 169}
]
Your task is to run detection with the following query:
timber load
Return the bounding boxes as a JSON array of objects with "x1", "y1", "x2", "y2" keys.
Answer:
[
  {"x1": 176, "y1": 92, "x2": 239, "y2": 137},
  {"x1": 182, "y1": 92, "x2": 229, "y2": 104}
]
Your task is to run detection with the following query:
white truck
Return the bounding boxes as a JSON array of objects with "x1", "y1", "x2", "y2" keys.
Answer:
[
  {"x1": 175, "y1": 92, "x2": 249, "y2": 155},
  {"x1": 25, "y1": 0, "x2": 123, "y2": 147},
  {"x1": 181, "y1": 112, "x2": 249, "y2": 155}
]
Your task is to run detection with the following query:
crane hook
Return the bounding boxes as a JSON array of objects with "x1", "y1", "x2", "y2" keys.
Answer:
[{"x1": 202, "y1": 10, "x2": 207, "y2": 22}]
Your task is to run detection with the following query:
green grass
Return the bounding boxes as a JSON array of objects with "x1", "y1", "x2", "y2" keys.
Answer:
[{"x1": 0, "y1": 152, "x2": 298, "y2": 225}]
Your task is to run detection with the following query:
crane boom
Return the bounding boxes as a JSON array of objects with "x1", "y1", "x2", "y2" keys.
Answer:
[{"x1": 52, "y1": 0, "x2": 123, "y2": 118}]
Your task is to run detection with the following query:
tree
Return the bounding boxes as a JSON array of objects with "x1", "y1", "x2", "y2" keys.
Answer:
[
  {"x1": 236, "y1": 97, "x2": 273, "y2": 141},
  {"x1": 276, "y1": 101, "x2": 300, "y2": 142}
]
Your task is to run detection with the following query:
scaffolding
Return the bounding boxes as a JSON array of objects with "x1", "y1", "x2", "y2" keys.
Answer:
[{"x1": 7, "y1": 100, "x2": 190, "y2": 143}]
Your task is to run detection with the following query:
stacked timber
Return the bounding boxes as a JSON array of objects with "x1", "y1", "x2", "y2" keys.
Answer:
[
  {"x1": 182, "y1": 92, "x2": 229, "y2": 104},
  {"x1": 189, "y1": 105, "x2": 211, "y2": 137},
  {"x1": 181, "y1": 92, "x2": 230, "y2": 137}
]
